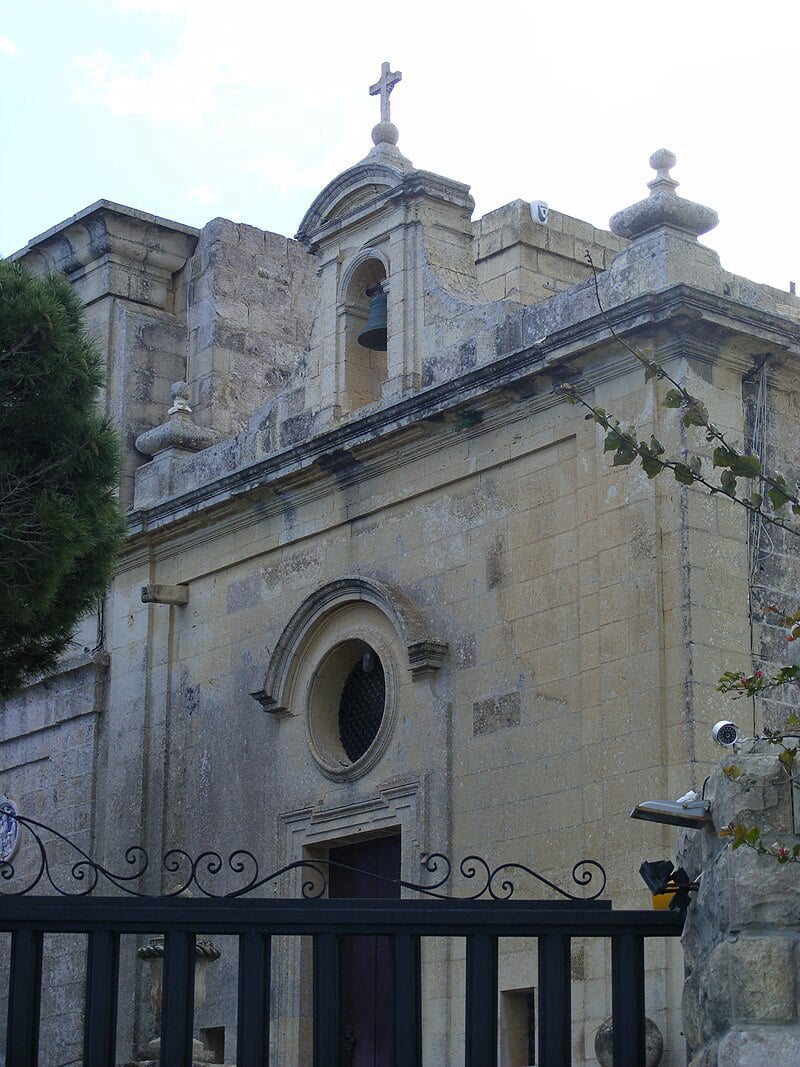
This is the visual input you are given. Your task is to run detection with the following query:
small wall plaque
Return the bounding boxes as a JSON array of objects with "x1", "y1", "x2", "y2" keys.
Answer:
[{"x1": 0, "y1": 796, "x2": 20, "y2": 863}]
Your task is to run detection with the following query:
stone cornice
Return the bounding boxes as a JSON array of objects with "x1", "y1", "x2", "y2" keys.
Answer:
[
  {"x1": 12, "y1": 200, "x2": 199, "y2": 277},
  {"x1": 297, "y1": 163, "x2": 473, "y2": 252},
  {"x1": 124, "y1": 283, "x2": 800, "y2": 547}
]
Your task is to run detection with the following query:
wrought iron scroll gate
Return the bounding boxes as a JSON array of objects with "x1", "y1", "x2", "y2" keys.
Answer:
[{"x1": 0, "y1": 819, "x2": 685, "y2": 1067}]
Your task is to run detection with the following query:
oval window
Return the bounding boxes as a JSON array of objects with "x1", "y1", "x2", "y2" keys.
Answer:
[
  {"x1": 307, "y1": 635, "x2": 393, "y2": 780},
  {"x1": 338, "y1": 649, "x2": 386, "y2": 761}
]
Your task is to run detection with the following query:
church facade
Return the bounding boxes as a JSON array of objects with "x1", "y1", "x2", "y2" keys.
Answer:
[{"x1": 4, "y1": 69, "x2": 800, "y2": 1066}]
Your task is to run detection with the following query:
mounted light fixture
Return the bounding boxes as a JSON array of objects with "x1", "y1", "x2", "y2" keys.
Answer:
[
  {"x1": 630, "y1": 795, "x2": 711, "y2": 830},
  {"x1": 639, "y1": 859, "x2": 698, "y2": 914}
]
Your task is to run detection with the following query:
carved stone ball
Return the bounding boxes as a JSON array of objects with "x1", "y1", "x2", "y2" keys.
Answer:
[
  {"x1": 372, "y1": 121, "x2": 399, "y2": 146},
  {"x1": 594, "y1": 1016, "x2": 663, "y2": 1067},
  {"x1": 649, "y1": 148, "x2": 677, "y2": 173}
]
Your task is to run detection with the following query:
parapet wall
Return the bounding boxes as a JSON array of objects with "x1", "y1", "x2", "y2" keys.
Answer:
[{"x1": 473, "y1": 199, "x2": 626, "y2": 303}]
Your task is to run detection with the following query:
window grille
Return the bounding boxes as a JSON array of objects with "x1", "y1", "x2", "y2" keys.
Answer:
[{"x1": 338, "y1": 652, "x2": 385, "y2": 761}]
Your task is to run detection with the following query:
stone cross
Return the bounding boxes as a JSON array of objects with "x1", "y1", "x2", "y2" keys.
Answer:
[{"x1": 369, "y1": 62, "x2": 402, "y2": 124}]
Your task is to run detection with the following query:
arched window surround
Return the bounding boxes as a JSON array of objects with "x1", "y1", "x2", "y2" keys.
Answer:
[{"x1": 251, "y1": 576, "x2": 447, "y2": 716}]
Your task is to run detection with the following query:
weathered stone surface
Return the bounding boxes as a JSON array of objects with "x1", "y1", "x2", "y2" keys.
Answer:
[
  {"x1": 682, "y1": 753, "x2": 800, "y2": 1062},
  {"x1": 594, "y1": 1015, "x2": 663, "y2": 1065},
  {"x1": 688, "y1": 1042, "x2": 719, "y2": 1067},
  {"x1": 717, "y1": 1027, "x2": 800, "y2": 1065},
  {"x1": 472, "y1": 692, "x2": 521, "y2": 735}
]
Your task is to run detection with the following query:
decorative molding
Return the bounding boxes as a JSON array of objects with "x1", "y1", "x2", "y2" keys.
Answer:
[
  {"x1": 296, "y1": 162, "x2": 406, "y2": 249},
  {"x1": 339, "y1": 246, "x2": 390, "y2": 304},
  {"x1": 251, "y1": 576, "x2": 447, "y2": 713},
  {"x1": 12, "y1": 200, "x2": 198, "y2": 275},
  {"x1": 124, "y1": 284, "x2": 800, "y2": 546},
  {"x1": 277, "y1": 776, "x2": 429, "y2": 882},
  {"x1": 141, "y1": 583, "x2": 189, "y2": 606},
  {"x1": 407, "y1": 640, "x2": 449, "y2": 678}
]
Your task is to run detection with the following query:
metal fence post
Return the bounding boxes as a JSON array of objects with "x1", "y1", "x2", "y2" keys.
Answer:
[
  {"x1": 5, "y1": 928, "x2": 42, "y2": 1067},
  {"x1": 465, "y1": 932, "x2": 498, "y2": 1067},
  {"x1": 83, "y1": 929, "x2": 120, "y2": 1067},
  {"x1": 538, "y1": 932, "x2": 571, "y2": 1067},
  {"x1": 612, "y1": 931, "x2": 646, "y2": 1067}
]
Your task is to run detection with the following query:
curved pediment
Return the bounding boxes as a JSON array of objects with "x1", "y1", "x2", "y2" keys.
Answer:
[
  {"x1": 250, "y1": 576, "x2": 448, "y2": 714},
  {"x1": 296, "y1": 156, "x2": 412, "y2": 248}
]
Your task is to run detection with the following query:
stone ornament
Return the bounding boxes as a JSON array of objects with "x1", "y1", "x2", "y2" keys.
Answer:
[
  {"x1": 125, "y1": 933, "x2": 224, "y2": 1066},
  {"x1": 360, "y1": 60, "x2": 413, "y2": 172},
  {"x1": 594, "y1": 1015, "x2": 663, "y2": 1066},
  {"x1": 0, "y1": 796, "x2": 20, "y2": 863},
  {"x1": 135, "y1": 382, "x2": 221, "y2": 459},
  {"x1": 609, "y1": 149, "x2": 718, "y2": 240},
  {"x1": 251, "y1": 576, "x2": 448, "y2": 715},
  {"x1": 137, "y1": 933, "x2": 221, "y2": 1015},
  {"x1": 369, "y1": 60, "x2": 401, "y2": 143}
]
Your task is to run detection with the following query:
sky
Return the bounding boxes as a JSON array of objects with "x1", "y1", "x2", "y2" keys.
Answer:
[{"x1": 2, "y1": 0, "x2": 799, "y2": 292}]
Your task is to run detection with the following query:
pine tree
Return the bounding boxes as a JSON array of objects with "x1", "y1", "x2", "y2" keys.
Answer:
[{"x1": 0, "y1": 261, "x2": 126, "y2": 697}]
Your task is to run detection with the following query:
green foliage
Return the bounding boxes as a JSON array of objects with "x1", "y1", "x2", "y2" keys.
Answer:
[
  {"x1": 0, "y1": 261, "x2": 125, "y2": 697},
  {"x1": 722, "y1": 820, "x2": 800, "y2": 863},
  {"x1": 718, "y1": 665, "x2": 800, "y2": 698},
  {"x1": 563, "y1": 372, "x2": 799, "y2": 520}
]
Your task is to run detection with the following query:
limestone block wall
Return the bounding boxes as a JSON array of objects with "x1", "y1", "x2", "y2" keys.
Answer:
[
  {"x1": 0, "y1": 654, "x2": 108, "y2": 1064},
  {"x1": 680, "y1": 753, "x2": 800, "y2": 1065},
  {"x1": 474, "y1": 200, "x2": 626, "y2": 304},
  {"x1": 185, "y1": 219, "x2": 317, "y2": 436},
  {"x1": 14, "y1": 203, "x2": 199, "y2": 506},
  {"x1": 743, "y1": 357, "x2": 800, "y2": 731},
  {"x1": 109, "y1": 344, "x2": 724, "y2": 1064}
]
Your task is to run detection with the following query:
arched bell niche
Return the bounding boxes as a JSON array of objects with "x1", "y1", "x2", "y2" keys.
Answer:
[{"x1": 340, "y1": 251, "x2": 388, "y2": 412}]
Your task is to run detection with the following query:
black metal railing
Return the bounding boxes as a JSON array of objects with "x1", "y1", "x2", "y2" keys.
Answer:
[{"x1": 0, "y1": 814, "x2": 684, "y2": 1067}]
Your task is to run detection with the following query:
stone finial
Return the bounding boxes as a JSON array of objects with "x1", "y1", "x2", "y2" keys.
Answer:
[
  {"x1": 370, "y1": 62, "x2": 401, "y2": 129},
  {"x1": 609, "y1": 149, "x2": 718, "y2": 241},
  {"x1": 648, "y1": 148, "x2": 678, "y2": 190},
  {"x1": 372, "y1": 121, "x2": 400, "y2": 147},
  {"x1": 135, "y1": 381, "x2": 221, "y2": 459},
  {"x1": 167, "y1": 380, "x2": 192, "y2": 415},
  {"x1": 368, "y1": 61, "x2": 408, "y2": 159}
]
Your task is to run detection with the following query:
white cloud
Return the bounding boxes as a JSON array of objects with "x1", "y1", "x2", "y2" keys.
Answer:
[
  {"x1": 72, "y1": 46, "x2": 219, "y2": 121},
  {"x1": 187, "y1": 183, "x2": 217, "y2": 204},
  {"x1": 0, "y1": 34, "x2": 17, "y2": 57},
  {"x1": 69, "y1": 1, "x2": 403, "y2": 126},
  {"x1": 245, "y1": 150, "x2": 352, "y2": 197}
]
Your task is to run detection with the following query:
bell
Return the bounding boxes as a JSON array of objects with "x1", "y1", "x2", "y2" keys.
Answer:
[{"x1": 357, "y1": 284, "x2": 388, "y2": 351}]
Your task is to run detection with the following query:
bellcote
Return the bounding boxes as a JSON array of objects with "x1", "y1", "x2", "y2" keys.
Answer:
[{"x1": 295, "y1": 62, "x2": 483, "y2": 420}]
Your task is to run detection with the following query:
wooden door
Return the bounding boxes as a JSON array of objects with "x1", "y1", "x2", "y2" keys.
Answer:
[{"x1": 328, "y1": 835, "x2": 401, "y2": 1067}]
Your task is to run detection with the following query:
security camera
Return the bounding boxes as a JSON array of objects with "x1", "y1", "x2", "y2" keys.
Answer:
[
  {"x1": 530, "y1": 200, "x2": 549, "y2": 224},
  {"x1": 712, "y1": 721, "x2": 739, "y2": 747}
]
